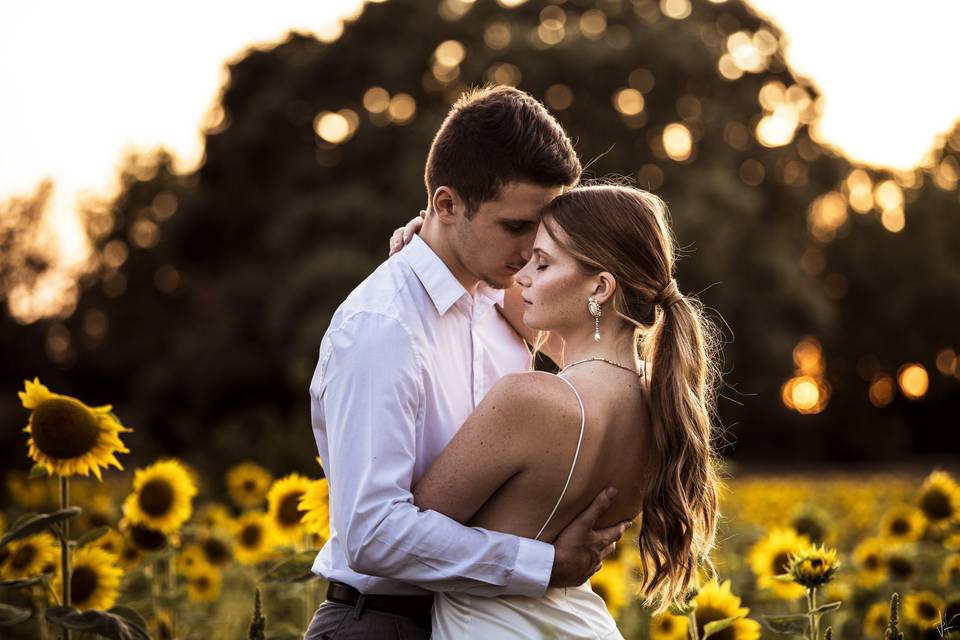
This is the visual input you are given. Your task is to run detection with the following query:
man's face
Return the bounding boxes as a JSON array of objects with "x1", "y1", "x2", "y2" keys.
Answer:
[{"x1": 453, "y1": 181, "x2": 564, "y2": 290}]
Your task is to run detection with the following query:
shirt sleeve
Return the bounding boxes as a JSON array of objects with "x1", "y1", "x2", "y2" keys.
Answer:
[{"x1": 312, "y1": 310, "x2": 554, "y2": 596}]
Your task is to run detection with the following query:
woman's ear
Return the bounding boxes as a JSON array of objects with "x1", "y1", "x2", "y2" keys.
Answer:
[
  {"x1": 431, "y1": 186, "x2": 463, "y2": 224},
  {"x1": 593, "y1": 271, "x2": 618, "y2": 306}
]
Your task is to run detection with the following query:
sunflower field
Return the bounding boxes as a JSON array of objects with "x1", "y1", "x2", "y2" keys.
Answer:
[{"x1": 1, "y1": 378, "x2": 958, "y2": 639}]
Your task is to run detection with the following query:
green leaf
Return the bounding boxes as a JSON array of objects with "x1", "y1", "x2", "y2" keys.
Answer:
[
  {"x1": 259, "y1": 550, "x2": 321, "y2": 583},
  {"x1": 762, "y1": 613, "x2": 811, "y2": 635},
  {"x1": 29, "y1": 463, "x2": 50, "y2": 479},
  {"x1": 703, "y1": 613, "x2": 747, "y2": 639},
  {"x1": 108, "y1": 606, "x2": 149, "y2": 632},
  {"x1": 0, "y1": 603, "x2": 32, "y2": 627},
  {"x1": 812, "y1": 601, "x2": 842, "y2": 615},
  {"x1": 0, "y1": 575, "x2": 49, "y2": 590},
  {"x1": 46, "y1": 606, "x2": 150, "y2": 640},
  {"x1": 76, "y1": 526, "x2": 111, "y2": 547},
  {"x1": 0, "y1": 507, "x2": 82, "y2": 548}
]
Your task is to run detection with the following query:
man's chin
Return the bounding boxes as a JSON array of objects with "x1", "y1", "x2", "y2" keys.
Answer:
[{"x1": 480, "y1": 275, "x2": 512, "y2": 290}]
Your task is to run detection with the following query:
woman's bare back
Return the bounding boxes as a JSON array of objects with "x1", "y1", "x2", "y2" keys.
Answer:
[{"x1": 467, "y1": 363, "x2": 652, "y2": 543}]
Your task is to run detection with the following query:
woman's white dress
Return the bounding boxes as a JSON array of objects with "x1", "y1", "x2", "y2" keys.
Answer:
[{"x1": 431, "y1": 375, "x2": 625, "y2": 639}]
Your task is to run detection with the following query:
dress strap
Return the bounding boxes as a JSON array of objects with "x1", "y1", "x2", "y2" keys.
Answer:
[{"x1": 535, "y1": 375, "x2": 586, "y2": 541}]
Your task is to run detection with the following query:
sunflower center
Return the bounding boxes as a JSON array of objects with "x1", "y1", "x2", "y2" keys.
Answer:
[
  {"x1": 241, "y1": 524, "x2": 262, "y2": 548},
  {"x1": 810, "y1": 558, "x2": 823, "y2": 570},
  {"x1": 279, "y1": 491, "x2": 306, "y2": 526},
  {"x1": 130, "y1": 523, "x2": 167, "y2": 551},
  {"x1": 696, "y1": 605, "x2": 736, "y2": 640},
  {"x1": 138, "y1": 479, "x2": 175, "y2": 517},
  {"x1": 660, "y1": 618, "x2": 675, "y2": 632},
  {"x1": 242, "y1": 479, "x2": 256, "y2": 492},
  {"x1": 921, "y1": 489, "x2": 952, "y2": 520},
  {"x1": 772, "y1": 551, "x2": 791, "y2": 574},
  {"x1": 864, "y1": 554, "x2": 880, "y2": 571},
  {"x1": 10, "y1": 544, "x2": 37, "y2": 571},
  {"x1": 890, "y1": 518, "x2": 910, "y2": 535},
  {"x1": 793, "y1": 516, "x2": 824, "y2": 543},
  {"x1": 71, "y1": 565, "x2": 99, "y2": 605},
  {"x1": 203, "y1": 538, "x2": 231, "y2": 565},
  {"x1": 31, "y1": 398, "x2": 101, "y2": 459},
  {"x1": 917, "y1": 601, "x2": 938, "y2": 620},
  {"x1": 196, "y1": 575, "x2": 211, "y2": 591},
  {"x1": 888, "y1": 556, "x2": 914, "y2": 581}
]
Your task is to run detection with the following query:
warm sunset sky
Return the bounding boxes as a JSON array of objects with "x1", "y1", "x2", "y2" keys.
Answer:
[{"x1": 1, "y1": 0, "x2": 958, "y2": 300}]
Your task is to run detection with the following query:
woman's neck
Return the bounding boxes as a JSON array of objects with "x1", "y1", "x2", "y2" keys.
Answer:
[{"x1": 559, "y1": 322, "x2": 637, "y2": 370}]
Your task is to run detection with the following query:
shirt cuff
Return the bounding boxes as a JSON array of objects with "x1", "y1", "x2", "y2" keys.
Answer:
[{"x1": 507, "y1": 537, "x2": 554, "y2": 597}]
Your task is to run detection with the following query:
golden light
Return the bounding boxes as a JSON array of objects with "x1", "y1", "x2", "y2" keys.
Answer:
[
  {"x1": 537, "y1": 23, "x2": 565, "y2": 46},
  {"x1": 717, "y1": 54, "x2": 743, "y2": 80},
  {"x1": 807, "y1": 191, "x2": 847, "y2": 241},
  {"x1": 102, "y1": 240, "x2": 129, "y2": 269},
  {"x1": 130, "y1": 219, "x2": 159, "y2": 249},
  {"x1": 613, "y1": 88, "x2": 645, "y2": 116},
  {"x1": 486, "y1": 63, "x2": 521, "y2": 87},
  {"x1": 793, "y1": 337, "x2": 824, "y2": 376},
  {"x1": 152, "y1": 191, "x2": 177, "y2": 220},
  {"x1": 362, "y1": 87, "x2": 390, "y2": 114},
  {"x1": 935, "y1": 348, "x2": 957, "y2": 375},
  {"x1": 438, "y1": 0, "x2": 475, "y2": 21},
  {"x1": 726, "y1": 31, "x2": 766, "y2": 73},
  {"x1": 545, "y1": 84, "x2": 573, "y2": 111},
  {"x1": 898, "y1": 364, "x2": 929, "y2": 400},
  {"x1": 628, "y1": 68, "x2": 655, "y2": 93},
  {"x1": 434, "y1": 40, "x2": 466, "y2": 67},
  {"x1": 314, "y1": 111, "x2": 350, "y2": 143},
  {"x1": 432, "y1": 60, "x2": 460, "y2": 84},
  {"x1": 660, "y1": 0, "x2": 692, "y2": 20},
  {"x1": 539, "y1": 5, "x2": 566, "y2": 28},
  {"x1": 782, "y1": 376, "x2": 827, "y2": 414},
  {"x1": 496, "y1": 0, "x2": 527, "y2": 7},
  {"x1": 758, "y1": 80, "x2": 786, "y2": 111},
  {"x1": 484, "y1": 19, "x2": 511, "y2": 50},
  {"x1": 880, "y1": 207, "x2": 905, "y2": 233},
  {"x1": 874, "y1": 179, "x2": 904, "y2": 210},
  {"x1": 846, "y1": 169, "x2": 874, "y2": 213},
  {"x1": 580, "y1": 10, "x2": 607, "y2": 39},
  {"x1": 869, "y1": 375, "x2": 896, "y2": 407},
  {"x1": 933, "y1": 156, "x2": 959, "y2": 190},
  {"x1": 316, "y1": 20, "x2": 344, "y2": 43},
  {"x1": 756, "y1": 104, "x2": 799, "y2": 147},
  {"x1": 752, "y1": 29, "x2": 779, "y2": 56},
  {"x1": 387, "y1": 94, "x2": 417, "y2": 124},
  {"x1": 662, "y1": 123, "x2": 693, "y2": 162}
]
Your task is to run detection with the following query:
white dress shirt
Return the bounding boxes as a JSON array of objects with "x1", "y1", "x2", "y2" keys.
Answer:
[{"x1": 309, "y1": 234, "x2": 555, "y2": 596}]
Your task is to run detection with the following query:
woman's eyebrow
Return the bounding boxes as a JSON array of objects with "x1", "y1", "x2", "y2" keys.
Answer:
[{"x1": 533, "y1": 247, "x2": 551, "y2": 258}]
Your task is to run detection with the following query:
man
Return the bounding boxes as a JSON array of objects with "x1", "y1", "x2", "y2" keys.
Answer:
[{"x1": 306, "y1": 85, "x2": 628, "y2": 639}]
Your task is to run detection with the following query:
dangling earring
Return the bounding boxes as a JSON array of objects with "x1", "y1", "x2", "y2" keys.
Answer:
[{"x1": 588, "y1": 297, "x2": 601, "y2": 342}]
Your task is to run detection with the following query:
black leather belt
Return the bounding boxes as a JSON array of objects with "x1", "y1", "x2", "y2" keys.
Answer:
[{"x1": 325, "y1": 581, "x2": 434, "y2": 628}]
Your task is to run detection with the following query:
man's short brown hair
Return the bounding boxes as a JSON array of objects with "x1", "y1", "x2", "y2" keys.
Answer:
[{"x1": 425, "y1": 85, "x2": 581, "y2": 217}]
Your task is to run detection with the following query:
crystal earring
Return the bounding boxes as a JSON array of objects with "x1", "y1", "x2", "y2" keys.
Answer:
[{"x1": 587, "y1": 297, "x2": 601, "y2": 341}]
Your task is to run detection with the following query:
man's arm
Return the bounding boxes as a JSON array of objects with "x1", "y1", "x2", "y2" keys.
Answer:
[{"x1": 314, "y1": 311, "x2": 554, "y2": 596}]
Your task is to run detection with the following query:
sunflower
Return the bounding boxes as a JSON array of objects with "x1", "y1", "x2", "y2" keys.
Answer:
[
  {"x1": 122, "y1": 459, "x2": 197, "y2": 533},
  {"x1": 194, "y1": 502, "x2": 233, "y2": 530},
  {"x1": 226, "y1": 461, "x2": 273, "y2": 509},
  {"x1": 692, "y1": 578, "x2": 761, "y2": 640},
  {"x1": 863, "y1": 601, "x2": 890, "y2": 638},
  {"x1": 903, "y1": 591, "x2": 946, "y2": 631},
  {"x1": 19, "y1": 378, "x2": 131, "y2": 479},
  {"x1": 87, "y1": 527, "x2": 124, "y2": 558},
  {"x1": 787, "y1": 505, "x2": 831, "y2": 545},
  {"x1": 884, "y1": 546, "x2": 916, "y2": 583},
  {"x1": 6, "y1": 470, "x2": 53, "y2": 509},
  {"x1": 879, "y1": 504, "x2": 927, "y2": 542},
  {"x1": 186, "y1": 563, "x2": 221, "y2": 603},
  {"x1": 945, "y1": 533, "x2": 960, "y2": 551},
  {"x1": 150, "y1": 611, "x2": 175, "y2": 640},
  {"x1": 121, "y1": 519, "x2": 171, "y2": 554},
  {"x1": 267, "y1": 473, "x2": 313, "y2": 544},
  {"x1": 232, "y1": 511, "x2": 274, "y2": 565},
  {"x1": 650, "y1": 612, "x2": 688, "y2": 640},
  {"x1": 788, "y1": 543, "x2": 840, "y2": 589},
  {"x1": 116, "y1": 534, "x2": 143, "y2": 569},
  {"x1": 199, "y1": 532, "x2": 232, "y2": 567},
  {"x1": 748, "y1": 528, "x2": 809, "y2": 599},
  {"x1": 299, "y1": 478, "x2": 330, "y2": 541},
  {"x1": 589, "y1": 560, "x2": 628, "y2": 619},
  {"x1": 176, "y1": 544, "x2": 207, "y2": 575},
  {"x1": 1, "y1": 532, "x2": 58, "y2": 579},
  {"x1": 940, "y1": 554, "x2": 960, "y2": 588},
  {"x1": 52, "y1": 546, "x2": 122, "y2": 611},
  {"x1": 78, "y1": 491, "x2": 119, "y2": 531},
  {"x1": 852, "y1": 537, "x2": 887, "y2": 587},
  {"x1": 917, "y1": 470, "x2": 960, "y2": 525}
]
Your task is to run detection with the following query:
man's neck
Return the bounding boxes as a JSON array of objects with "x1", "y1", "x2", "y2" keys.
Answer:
[{"x1": 419, "y1": 219, "x2": 481, "y2": 296}]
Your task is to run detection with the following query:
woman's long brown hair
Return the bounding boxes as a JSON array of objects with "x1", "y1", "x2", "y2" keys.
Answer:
[{"x1": 541, "y1": 184, "x2": 724, "y2": 613}]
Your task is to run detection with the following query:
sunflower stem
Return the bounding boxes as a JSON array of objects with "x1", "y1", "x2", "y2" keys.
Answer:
[
  {"x1": 806, "y1": 587, "x2": 820, "y2": 640},
  {"x1": 59, "y1": 475, "x2": 71, "y2": 640},
  {"x1": 687, "y1": 608, "x2": 700, "y2": 640}
]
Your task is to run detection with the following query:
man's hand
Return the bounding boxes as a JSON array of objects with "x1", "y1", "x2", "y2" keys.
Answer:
[
  {"x1": 549, "y1": 487, "x2": 633, "y2": 588},
  {"x1": 388, "y1": 210, "x2": 427, "y2": 256}
]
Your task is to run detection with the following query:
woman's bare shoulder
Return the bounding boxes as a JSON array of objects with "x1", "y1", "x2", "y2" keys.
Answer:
[{"x1": 484, "y1": 371, "x2": 582, "y2": 429}]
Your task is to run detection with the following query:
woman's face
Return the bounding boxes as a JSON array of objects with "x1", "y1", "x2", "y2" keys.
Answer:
[{"x1": 514, "y1": 220, "x2": 596, "y2": 333}]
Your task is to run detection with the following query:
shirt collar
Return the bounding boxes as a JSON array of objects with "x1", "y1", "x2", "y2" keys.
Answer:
[{"x1": 401, "y1": 235, "x2": 506, "y2": 316}]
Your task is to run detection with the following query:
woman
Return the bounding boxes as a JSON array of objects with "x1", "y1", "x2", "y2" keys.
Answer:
[{"x1": 393, "y1": 184, "x2": 722, "y2": 638}]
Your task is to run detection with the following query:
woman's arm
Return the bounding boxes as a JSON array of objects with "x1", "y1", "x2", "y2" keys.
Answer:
[
  {"x1": 499, "y1": 287, "x2": 565, "y2": 366},
  {"x1": 413, "y1": 372, "x2": 564, "y2": 523}
]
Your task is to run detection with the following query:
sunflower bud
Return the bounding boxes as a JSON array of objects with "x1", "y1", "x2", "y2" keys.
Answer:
[{"x1": 787, "y1": 544, "x2": 840, "y2": 589}]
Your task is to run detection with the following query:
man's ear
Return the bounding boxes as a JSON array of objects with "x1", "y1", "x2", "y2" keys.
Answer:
[
  {"x1": 593, "y1": 272, "x2": 618, "y2": 306},
  {"x1": 431, "y1": 186, "x2": 463, "y2": 224}
]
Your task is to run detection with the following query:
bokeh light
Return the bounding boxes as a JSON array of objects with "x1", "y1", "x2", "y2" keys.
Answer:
[
  {"x1": 897, "y1": 364, "x2": 929, "y2": 400},
  {"x1": 662, "y1": 123, "x2": 693, "y2": 161}
]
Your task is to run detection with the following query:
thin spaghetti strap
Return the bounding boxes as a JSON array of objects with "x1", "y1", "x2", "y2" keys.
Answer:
[{"x1": 535, "y1": 375, "x2": 586, "y2": 541}]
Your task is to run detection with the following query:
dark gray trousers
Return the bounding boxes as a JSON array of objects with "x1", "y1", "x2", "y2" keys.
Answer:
[{"x1": 303, "y1": 601, "x2": 430, "y2": 640}]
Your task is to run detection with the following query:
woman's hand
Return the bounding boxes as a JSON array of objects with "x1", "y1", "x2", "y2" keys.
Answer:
[{"x1": 388, "y1": 210, "x2": 427, "y2": 256}]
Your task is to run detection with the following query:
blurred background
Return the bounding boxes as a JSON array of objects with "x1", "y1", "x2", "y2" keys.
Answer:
[{"x1": 2, "y1": 0, "x2": 959, "y2": 481}]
